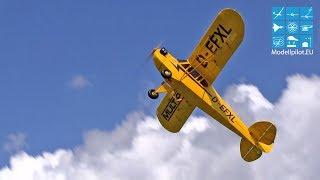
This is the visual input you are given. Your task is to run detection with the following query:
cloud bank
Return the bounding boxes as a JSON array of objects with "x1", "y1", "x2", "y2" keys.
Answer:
[{"x1": 1, "y1": 74, "x2": 320, "y2": 180}]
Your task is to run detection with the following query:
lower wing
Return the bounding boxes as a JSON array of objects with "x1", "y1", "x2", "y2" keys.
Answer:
[{"x1": 156, "y1": 91, "x2": 195, "y2": 133}]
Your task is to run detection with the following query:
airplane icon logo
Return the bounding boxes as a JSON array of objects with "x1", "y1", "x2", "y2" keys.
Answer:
[
  {"x1": 286, "y1": 7, "x2": 299, "y2": 20},
  {"x1": 272, "y1": 7, "x2": 285, "y2": 20},
  {"x1": 272, "y1": 7, "x2": 313, "y2": 49},
  {"x1": 301, "y1": 7, "x2": 313, "y2": 20},
  {"x1": 287, "y1": 13, "x2": 298, "y2": 17},
  {"x1": 273, "y1": 23, "x2": 283, "y2": 32}
]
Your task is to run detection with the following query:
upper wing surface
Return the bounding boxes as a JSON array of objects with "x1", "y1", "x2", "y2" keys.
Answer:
[{"x1": 187, "y1": 9, "x2": 244, "y2": 85}]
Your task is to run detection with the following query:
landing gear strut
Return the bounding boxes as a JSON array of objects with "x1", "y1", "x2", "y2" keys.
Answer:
[
  {"x1": 148, "y1": 89, "x2": 159, "y2": 99},
  {"x1": 161, "y1": 69, "x2": 172, "y2": 79}
]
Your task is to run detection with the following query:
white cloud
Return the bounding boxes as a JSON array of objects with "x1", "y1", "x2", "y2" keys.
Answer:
[
  {"x1": 3, "y1": 133, "x2": 28, "y2": 153},
  {"x1": 1, "y1": 74, "x2": 320, "y2": 180},
  {"x1": 68, "y1": 75, "x2": 92, "y2": 90}
]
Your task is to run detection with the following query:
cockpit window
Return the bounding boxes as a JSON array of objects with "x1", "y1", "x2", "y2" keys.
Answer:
[
  {"x1": 200, "y1": 79, "x2": 208, "y2": 87},
  {"x1": 197, "y1": 76, "x2": 202, "y2": 81},
  {"x1": 190, "y1": 69, "x2": 200, "y2": 78},
  {"x1": 186, "y1": 66, "x2": 200, "y2": 78},
  {"x1": 181, "y1": 63, "x2": 190, "y2": 69},
  {"x1": 179, "y1": 63, "x2": 204, "y2": 85}
]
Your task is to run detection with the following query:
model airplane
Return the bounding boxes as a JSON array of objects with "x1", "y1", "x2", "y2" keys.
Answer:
[{"x1": 147, "y1": 9, "x2": 277, "y2": 162}]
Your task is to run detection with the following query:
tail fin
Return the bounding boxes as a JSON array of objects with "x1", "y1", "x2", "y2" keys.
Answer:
[{"x1": 240, "y1": 121, "x2": 277, "y2": 162}]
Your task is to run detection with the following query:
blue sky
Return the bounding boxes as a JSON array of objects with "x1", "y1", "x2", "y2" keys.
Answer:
[{"x1": 0, "y1": 0, "x2": 319, "y2": 166}]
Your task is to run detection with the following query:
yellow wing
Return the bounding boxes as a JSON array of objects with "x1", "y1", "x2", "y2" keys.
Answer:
[
  {"x1": 156, "y1": 91, "x2": 195, "y2": 133},
  {"x1": 188, "y1": 8, "x2": 244, "y2": 85}
]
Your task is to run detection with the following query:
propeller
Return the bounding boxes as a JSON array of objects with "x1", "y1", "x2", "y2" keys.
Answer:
[
  {"x1": 139, "y1": 42, "x2": 165, "y2": 112},
  {"x1": 136, "y1": 41, "x2": 164, "y2": 77},
  {"x1": 145, "y1": 41, "x2": 163, "y2": 62}
]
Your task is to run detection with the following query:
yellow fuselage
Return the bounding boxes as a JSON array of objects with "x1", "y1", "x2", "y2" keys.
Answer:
[{"x1": 153, "y1": 49, "x2": 257, "y2": 146}]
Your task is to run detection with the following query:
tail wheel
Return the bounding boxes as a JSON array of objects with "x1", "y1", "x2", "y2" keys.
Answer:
[
  {"x1": 161, "y1": 69, "x2": 172, "y2": 79},
  {"x1": 148, "y1": 89, "x2": 159, "y2": 99}
]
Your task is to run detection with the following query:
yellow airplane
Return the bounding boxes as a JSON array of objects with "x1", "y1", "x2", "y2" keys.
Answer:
[{"x1": 147, "y1": 9, "x2": 276, "y2": 162}]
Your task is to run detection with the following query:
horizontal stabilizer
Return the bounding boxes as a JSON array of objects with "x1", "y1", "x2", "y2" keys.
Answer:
[
  {"x1": 249, "y1": 121, "x2": 277, "y2": 146},
  {"x1": 240, "y1": 138, "x2": 262, "y2": 162},
  {"x1": 240, "y1": 121, "x2": 277, "y2": 162}
]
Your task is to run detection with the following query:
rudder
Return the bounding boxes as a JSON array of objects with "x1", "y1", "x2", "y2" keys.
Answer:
[{"x1": 249, "y1": 121, "x2": 277, "y2": 147}]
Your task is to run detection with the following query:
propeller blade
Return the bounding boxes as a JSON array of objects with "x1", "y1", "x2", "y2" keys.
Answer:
[{"x1": 145, "y1": 41, "x2": 163, "y2": 62}]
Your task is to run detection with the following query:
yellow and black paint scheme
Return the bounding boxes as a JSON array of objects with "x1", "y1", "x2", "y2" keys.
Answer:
[{"x1": 148, "y1": 9, "x2": 276, "y2": 162}]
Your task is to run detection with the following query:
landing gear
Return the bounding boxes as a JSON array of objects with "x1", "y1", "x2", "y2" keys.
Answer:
[
  {"x1": 148, "y1": 89, "x2": 159, "y2": 99},
  {"x1": 161, "y1": 69, "x2": 172, "y2": 79},
  {"x1": 160, "y1": 48, "x2": 168, "y2": 56}
]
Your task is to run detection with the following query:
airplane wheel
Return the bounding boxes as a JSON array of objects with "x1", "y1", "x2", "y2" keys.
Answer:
[
  {"x1": 161, "y1": 69, "x2": 172, "y2": 79},
  {"x1": 148, "y1": 89, "x2": 159, "y2": 99},
  {"x1": 160, "y1": 48, "x2": 168, "y2": 56}
]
